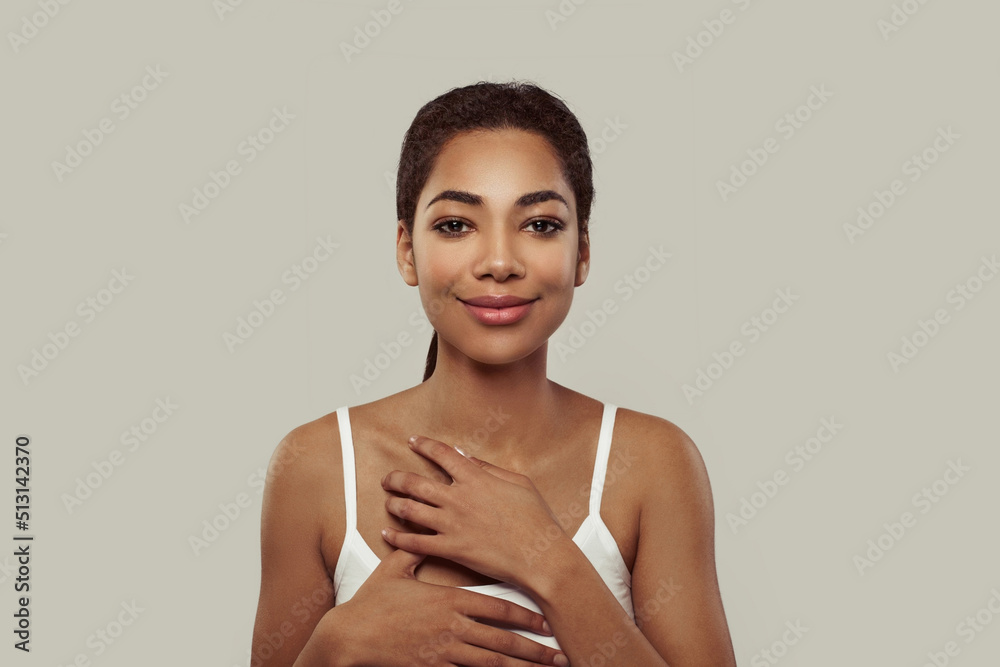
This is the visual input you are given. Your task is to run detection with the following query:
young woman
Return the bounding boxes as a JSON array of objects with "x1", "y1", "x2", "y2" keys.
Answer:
[{"x1": 251, "y1": 81, "x2": 737, "y2": 667}]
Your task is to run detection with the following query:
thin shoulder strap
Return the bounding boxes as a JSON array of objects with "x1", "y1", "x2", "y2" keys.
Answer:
[
  {"x1": 335, "y1": 406, "x2": 357, "y2": 534},
  {"x1": 589, "y1": 403, "x2": 618, "y2": 516}
]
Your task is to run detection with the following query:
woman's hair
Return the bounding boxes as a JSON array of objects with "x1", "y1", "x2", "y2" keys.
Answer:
[{"x1": 395, "y1": 80, "x2": 595, "y2": 382}]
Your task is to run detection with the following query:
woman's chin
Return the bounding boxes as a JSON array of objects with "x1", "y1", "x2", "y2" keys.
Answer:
[{"x1": 444, "y1": 340, "x2": 549, "y2": 370}]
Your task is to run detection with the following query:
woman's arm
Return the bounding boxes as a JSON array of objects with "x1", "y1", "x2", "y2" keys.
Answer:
[
  {"x1": 522, "y1": 417, "x2": 737, "y2": 666},
  {"x1": 381, "y1": 415, "x2": 737, "y2": 666},
  {"x1": 252, "y1": 422, "x2": 570, "y2": 667},
  {"x1": 252, "y1": 430, "x2": 342, "y2": 666}
]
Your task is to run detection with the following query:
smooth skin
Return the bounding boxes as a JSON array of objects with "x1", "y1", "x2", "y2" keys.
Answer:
[{"x1": 251, "y1": 129, "x2": 737, "y2": 666}]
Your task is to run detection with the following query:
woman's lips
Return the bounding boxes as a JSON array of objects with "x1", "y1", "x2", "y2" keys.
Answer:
[{"x1": 459, "y1": 296, "x2": 537, "y2": 325}]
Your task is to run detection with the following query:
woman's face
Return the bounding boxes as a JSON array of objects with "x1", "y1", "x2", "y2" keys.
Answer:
[{"x1": 397, "y1": 128, "x2": 589, "y2": 367}]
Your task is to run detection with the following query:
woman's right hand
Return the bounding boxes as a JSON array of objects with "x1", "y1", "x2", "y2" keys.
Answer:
[{"x1": 296, "y1": 546, "x2": 568, "y2": 667}]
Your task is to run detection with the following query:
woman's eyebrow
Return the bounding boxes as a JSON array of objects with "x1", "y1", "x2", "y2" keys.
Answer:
[{"x1": 425, "y1": 189, "x2": 568, "y2": 210}]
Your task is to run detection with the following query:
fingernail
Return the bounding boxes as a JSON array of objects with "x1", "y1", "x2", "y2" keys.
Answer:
[
  {"x1": 408, "y1": 435, "x2": 418, "y2": 445},
  {"x1": 553, "y1": 653, "x2": 568, "y2": 666},
  {"x1": 455, "y1": 445, "x2": 467, "y2": 457},
  {"x1": 542, "y1": 620, "x2": 552, "y2": 634}
]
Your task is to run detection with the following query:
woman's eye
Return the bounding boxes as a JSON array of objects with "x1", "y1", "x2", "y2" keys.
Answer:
[
  {"x1": 528, "y1": 219, "x2": 564, "y2": 235},
  {"x1": 434, "y1": 219, "x2": 564, "y2": 236},
  {"x1": 435, "y1": 219, "x2": 469, "y2": 235}
]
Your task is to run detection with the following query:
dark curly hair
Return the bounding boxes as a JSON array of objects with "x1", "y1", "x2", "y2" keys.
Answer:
[{"x1": 395, "y1": 80, "x2": 595, "y2": 382}]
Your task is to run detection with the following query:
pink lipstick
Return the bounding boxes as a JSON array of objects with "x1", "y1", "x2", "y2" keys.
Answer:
[{"x1": 459, "y1": 294, "x2": 537, "y2": 325}]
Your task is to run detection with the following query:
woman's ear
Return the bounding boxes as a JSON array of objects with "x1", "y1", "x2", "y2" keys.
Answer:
[
  {"x1": 575, "y1": 230, "x2": 591, "y2": 286},
  {"x1": 397, "y1": 221, "x2": 418, "y2": 286}
]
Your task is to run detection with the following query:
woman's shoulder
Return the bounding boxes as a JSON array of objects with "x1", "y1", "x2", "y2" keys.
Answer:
[
  {"x1": 609, "y1": 404, "x2": 714, "y2": 525},
  {"x1": 559, "y1": 388, "x2": 707, "y2": 496},
  {"x1": 264, "y1": 408, "x2": 346, "y2": 506},
  {"x1": 554, "y1": 384, "x2": 707, "y2": 488},
  {"x1": 267, "y1": 393, "x2": 404, "y2": 478},
  {"x1": 612, "y1": 405, "x2": 701, "y2": 464},
  {"x1": 560, "y1": 384, "x2": 699, "y2": 464}
]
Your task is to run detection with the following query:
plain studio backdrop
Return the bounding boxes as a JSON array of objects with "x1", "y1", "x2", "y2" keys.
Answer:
[{"x1": 2, "y1": 1, "x2": 998, "y2": 665}]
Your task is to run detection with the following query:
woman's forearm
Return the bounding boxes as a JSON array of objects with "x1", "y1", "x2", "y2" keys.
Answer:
[
  {"x1": 291, "y1": 605, "x2": 360, "y2": 667},
  {"x1": 522, "y1": 538, "x2": 668, "y2": 667}
]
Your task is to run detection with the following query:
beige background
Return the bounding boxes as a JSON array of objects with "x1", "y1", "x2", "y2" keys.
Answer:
[{"x1": 3, "y1": 1, "x2": 999, "y2": 665}]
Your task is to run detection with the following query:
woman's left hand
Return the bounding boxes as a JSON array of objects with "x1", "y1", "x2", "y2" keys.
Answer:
[{"x1": 380, "y1": 436, "x2": 566, "y2": 589}]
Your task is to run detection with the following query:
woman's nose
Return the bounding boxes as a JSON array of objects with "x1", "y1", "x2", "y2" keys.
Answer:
[{"x1": 474, "y1": 227, "x2": 524, "y2": 281}]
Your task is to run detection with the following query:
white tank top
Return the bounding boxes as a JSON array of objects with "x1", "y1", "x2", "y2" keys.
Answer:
[{"x1": 332, "y1": 403, "x2": 635, "y2": 650}]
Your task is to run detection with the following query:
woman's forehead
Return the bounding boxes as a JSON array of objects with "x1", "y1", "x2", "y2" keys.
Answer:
[{"x1": 423, "y1": 130, "x2": 572, "y2": 202}]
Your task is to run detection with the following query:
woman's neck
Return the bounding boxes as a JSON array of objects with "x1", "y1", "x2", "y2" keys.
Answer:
[{"x1": 409, "y1": 341, "x2": 565, "y2": 466}]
